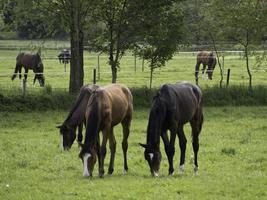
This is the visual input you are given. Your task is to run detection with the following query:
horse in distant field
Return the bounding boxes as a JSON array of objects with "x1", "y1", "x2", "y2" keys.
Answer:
[
  {"x1": 58, "y1": 49, "x2": 71, "y2": 64},
  {"x1": 11, "y1": 52, "x2": 45, "y2": 86},
  {"x1": 139, "y1": 82, "x2": 203, "y2": 177},
  {"x1": 79, "y1": 84, "x2": 133, "y2": 178},
  {"x1": 57, "y1": 84, "x2": 99, "y2": 150},
  {"x1": 195, "y1": 51, "x2": 217, "y2": 85}
]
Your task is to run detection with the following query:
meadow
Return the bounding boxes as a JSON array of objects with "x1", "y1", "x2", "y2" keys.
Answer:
[
  {"x1": 0, "y1": 107, "x2": 266, "y2": 200},
  {"x1": 0, "y1": 40, "x2": 266, "y2": 200}
]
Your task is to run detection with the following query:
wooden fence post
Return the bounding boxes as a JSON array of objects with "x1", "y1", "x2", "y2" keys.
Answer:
[
  {"x1": 226, "y1": 68, "x2": 231, "y2": 87},
  {"x1": 134, "y1": 54, "x2": 137, "y2": 72},
  {"x1": 93, "y1": 68, "x2": 96, "y2": 84},
  {"x1": 22, "y1": 79, "x2": 26, "y2": 96}
]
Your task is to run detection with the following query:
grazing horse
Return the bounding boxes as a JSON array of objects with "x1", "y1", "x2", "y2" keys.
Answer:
[
  {"x1": 139, "y1": 82, "x2": 203, "y2": 177},
  {"x1": 79, "y1": 84, "x2": 133, "y2": 178},
  {"x1": 57, "y1": 84, "x2": 99, "y2": 150},
  {"x1": 195, "y1": 51, "x2": 217, "y2": 85},
  {"x1": 11, "y1": 52, "x2": 45, "y2": 86}
]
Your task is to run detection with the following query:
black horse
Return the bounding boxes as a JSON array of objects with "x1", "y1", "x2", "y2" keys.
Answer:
[
  {"x1": 11, "y1": 52, "x2": 45, "y2": 87},
  {"x1": 58, "y1": 49, "x2": 71, "y2": 64},
  {"x1": 140, "y1": 82, "x2": 203, "y2": 177},
  {"x1": 195, "y1": 51, "x2": 217, "y2": 85},
  {"x1": 57, "y1": 84, "x2": 99, "y2": 150}
]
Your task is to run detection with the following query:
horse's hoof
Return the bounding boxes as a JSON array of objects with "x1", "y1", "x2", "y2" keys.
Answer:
[
  {"x1": 108, "y1": 168, "x2": 114, "y2": 175},
  {"x1": 123, "y1": 169, "x2": 128, "y2": 175},
  {"x1": 194, "y1": 165, "x2": 198, "y2": 175},
  {"x1": 169, "y1": 168, "x2": 174, "y2": 176},
  {"x1": 179, "y1": 164, "x2": 185, "y2": 174},
  {"x1": 99, "y1": 173, "x2": 104, "y2": 178}
]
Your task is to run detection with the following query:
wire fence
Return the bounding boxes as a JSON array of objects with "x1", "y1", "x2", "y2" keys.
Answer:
[{"x1": 0, "y1": 50, "x2": 267, "y2": 95}]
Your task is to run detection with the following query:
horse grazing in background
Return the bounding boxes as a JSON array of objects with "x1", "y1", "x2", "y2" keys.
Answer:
[
  {"x1": 79, "y1": 84, "x2": 133, "y2": 178},
  {"x1": 139, "y1": 82, "x2": 203, "y2": 177},
  {"x1": 57, "y1": 84, "x2": 99, "y2": 150},
  {"x1": 11, "y1": 52, "x2": 45, "y2": 87},
  {"x1": 195, "y1": 51, "x2": 217, "y2": 85}
]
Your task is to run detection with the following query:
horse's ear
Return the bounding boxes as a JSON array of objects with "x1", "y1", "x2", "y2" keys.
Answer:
[{"x1": 139, "y1": 143, "x2": 149, "y2": 149}]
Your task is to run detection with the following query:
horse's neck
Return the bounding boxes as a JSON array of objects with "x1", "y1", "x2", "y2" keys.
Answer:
[
  {"x1": 84, "y1": 101, "x2": 100, "y2": 146},
  {"x1": 65, "y1": 93, "x2": 89, "y2": 127}
]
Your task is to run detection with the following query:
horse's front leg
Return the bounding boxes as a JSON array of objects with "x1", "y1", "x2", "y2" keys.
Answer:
[
  {"x1": 121, "y1": 118, "x2": 131, "y2": 174},
  {"x1": 77, "y1": 123, "x2": 83, "y2": 146},
  {"x1": 177, "y1": 126, "x2": 187, "y2": 173},
  {"x1": 202, "y1": 64, "x2": 207, "y2": 79},
  {"x1": 99, "y1": 129, "x2": 108, "y2": 178},
  {"x1": 195, "y1": 63, "x2": 200, "y2": 85},
  {"x1": 161, "y1": 130, "x2": 174, "y2": 175},
  {"x1": 24, "y1": 68, "x2": 28, "y2": 82},
  {"x1": 11, "y1": 64, "x2": 20, "y2": 81},
  {"x1": 108, "y1": 128, "x2": 116, "y2": 175}
]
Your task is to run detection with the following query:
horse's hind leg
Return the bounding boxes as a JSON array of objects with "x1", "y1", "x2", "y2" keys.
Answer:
[
  {"x1": 121, "y1": 118, "x2": 131, "y2": 173},
  {"x1": 177, "y1": 126, "x2": 187, "y2": 173},
  {"x1": 190, "y1": 113, "x2": 203, "y2": 174},
  {"x1": 108, "y1": 128, "x2": 116, "y2": 175},
  {"x1": 195, "y1": 63, "x2": 200, "y2": 85},
  {"x1": 24, "y1": 68, "x2": 28, "y2": 82},
  {"x1": 77, "y1": 123, "x2": 83, "y2": 146}
]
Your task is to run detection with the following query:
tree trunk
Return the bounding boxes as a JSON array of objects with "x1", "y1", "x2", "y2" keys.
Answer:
[
  {"x1": 244, "y1": 45, "x2": 252, "y2": 91},
  {"x1": 149, "y1": 62, "x2": 154, "y2": 90},
  {"x1": 69, "y1": 0, "x2": 84, "y2": 94}
]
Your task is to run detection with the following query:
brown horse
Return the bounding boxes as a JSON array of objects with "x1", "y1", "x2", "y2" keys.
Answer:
[
  {"x1": 79, "y1": 84, "x2": 133, "y2": 178},
  {"x1": 11, "y1": 52, "x2": 45, "y2": 86},
  {"x1": 140, "y1": 82, "x2": 203, "y2": 177},
  {"x1": 195, "y1": 51, "x2": 216, "y2": 85},
  {"x1": 57, "y1": 84, "x2": 99, "y2": 150}
]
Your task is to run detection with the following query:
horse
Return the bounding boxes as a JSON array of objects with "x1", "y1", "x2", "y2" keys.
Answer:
[
  {"x1": 57, "y1": 84, "x2": 99, "y2": 150},
  {"x1": 11, "y1": 52, "x2": 45, "y2": 87},
  {"x1": 195, "y1": 51, "x2": 217, "y2": 85},
  {"x1": 139, "y1": 82, "x2": 203, "y2": 177},
  {"x1": 58, "y1": 49, "x2": 71, "y2": 64},
  {"x1": 79, "y1": 84, "x2": 133, "y2": 178}
]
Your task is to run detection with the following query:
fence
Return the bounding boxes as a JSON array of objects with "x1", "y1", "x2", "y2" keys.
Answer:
[{"x1": 0, "y1": 50, "x2": 266, "y2": 95}]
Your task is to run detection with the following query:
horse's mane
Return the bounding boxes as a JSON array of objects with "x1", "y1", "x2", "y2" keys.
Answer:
[
  {"x1": 83, "y1": 92, "x2": 100, "y2": 149},
  {"x1": 64, "y1": 85, "x2": 97, "y2": 124}
]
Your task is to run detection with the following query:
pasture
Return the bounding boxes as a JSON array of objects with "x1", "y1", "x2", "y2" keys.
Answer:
[
  {"x1": 0, "y1": 40, "x2": 266, "y2": 199},
  {"x1": 0, "y1": 107, "x2": 266, "y2": 199},
  {"x1": 0, "y1": 40, "x2": 267, "y2": 94}
]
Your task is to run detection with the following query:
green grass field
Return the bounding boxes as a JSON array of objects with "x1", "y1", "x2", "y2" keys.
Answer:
[
  {"x1": 0, "y1": 107, "x2": 266, "y2": 200},
  {"x1": 0, "y1": 40, "x2": 266, "y2": 95},
  {"x1": 0, "y1": 40, "x2": 266, "y2": 199}
]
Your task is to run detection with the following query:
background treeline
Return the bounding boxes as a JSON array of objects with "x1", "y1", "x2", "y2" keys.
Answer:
[{"x1": 1, "y1": 0, "x2": 266, "y2": 45}]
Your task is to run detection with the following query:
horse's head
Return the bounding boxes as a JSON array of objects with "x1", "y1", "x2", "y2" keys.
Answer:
[
  {"x1": 139, "y1": 143, "x2": 162, "y2": 177},
  {"x1": 79, "y1": 145, "x2": 97, "y2": 177},
  {"x1": 33, "y1": 54, "x2": 45, "y2": 86},
  {"x1": 207, "y1": 52, "x2": 217, "y2": 80},
  {"x1": 57, "y1": 124, "x2": 76, "y2": 150}
]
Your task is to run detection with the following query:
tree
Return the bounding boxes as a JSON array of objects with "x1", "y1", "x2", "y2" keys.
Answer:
[
  {"x1": 210, "y1": 0, "x2": 267, "y2": 91},
  {"x1": 133, "y1": 0, "x2": 184, "y2": 89},
  {"x1": 43, "y1": 0, "x2": 94, "y2": 93}
]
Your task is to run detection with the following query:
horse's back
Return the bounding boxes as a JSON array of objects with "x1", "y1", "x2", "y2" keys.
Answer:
[
  {"x1": 161, "y1": 82, "x2": 202, "y2": 123},
  {"x1": 101, "y1": 84, "x2": 133, "y2": 125},
  {"x1": 196, "y1": 51, "x2": 211, "y2": 64},
  {"x1": 16, "y1": 53, "x2": 39, "y2": 69}
]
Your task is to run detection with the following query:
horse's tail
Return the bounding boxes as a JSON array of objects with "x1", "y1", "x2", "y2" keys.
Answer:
[{"x1": 192, "y1": 85, "x2": 204, "y2": 134}]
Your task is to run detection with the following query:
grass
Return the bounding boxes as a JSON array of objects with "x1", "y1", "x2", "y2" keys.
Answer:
[{"x1": 0, "y1": 107, "x2": 266, "y2": 199}]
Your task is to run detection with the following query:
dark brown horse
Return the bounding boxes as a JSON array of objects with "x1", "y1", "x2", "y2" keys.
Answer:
[
  {"x1": 57, "y1": 84, "x2": 99, "y2": 150},
  {"x1": 195, "y1": 51, "x2": 217, "y2": 85},
  {"x1": 79, "y1": 84, "x2": 133, "y2": 178},
  {"x1": 140, "y1": 82, "x2": 203, "y2": 177},
  {"x1": 11, "y1": 52, "x2": 45, "y2": 86}
]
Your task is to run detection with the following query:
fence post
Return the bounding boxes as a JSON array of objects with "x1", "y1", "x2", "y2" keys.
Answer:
[
  {"x1": 97, "y1": 53, "x2": 101, "y2": 80},
  {"x1": 142, "y1": 57, "x2": 144, "y2": 72},
  {"x1": 226, "y1": 68, "x2": 231, "y2": 87},
  {"x1": 22, "y1": 79, "x2": 26, "y2": 96},
  {"x1": 93, "y1": 68, "x2": 96, "y2": 84},
  {"x1": 134, "y1": 54, "x2": 137, "y2": 72}
]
